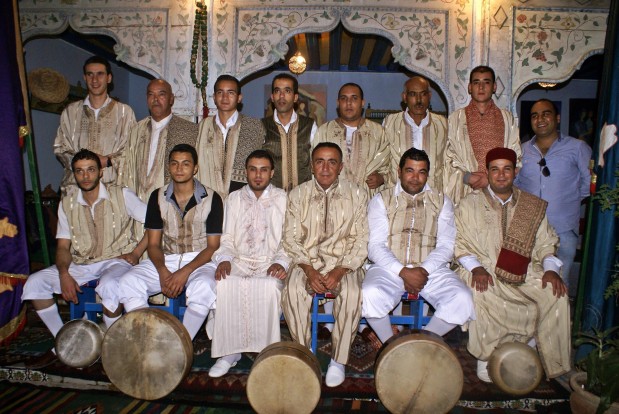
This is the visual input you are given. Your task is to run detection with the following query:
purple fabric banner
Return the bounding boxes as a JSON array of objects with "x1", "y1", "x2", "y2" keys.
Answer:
[{"x1": 0, "y1": 0, "x2": 29, "y2": 344}]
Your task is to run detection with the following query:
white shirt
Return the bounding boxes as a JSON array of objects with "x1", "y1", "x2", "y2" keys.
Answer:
[
  {"x1": 273, "y1": 109, "x2": 318, "y2": 142},
  {"x1": 342, "y1": 124, "x2": 357, "y2": 154},
  {"x1": 215, "y1": 110, "x2": 239, "y2": 142},
  {"x1": 84, "y1": 95, "x2": 112, "y2": 121},
  {"x1": 146, "y1": 113, "x2": 173, "y2": 174},
  {"x1": 56, "y1": 183, "x2": 147, "y2": 239},
  {"x1": 367, "y1": 181, "x2": 455, "y2": 276},
  {"x1": 403, "y1": 110, "x2": 429, "y2": 151},
  {"x1": 457, "y1": 188, "x2": 562, "y2": 273}
]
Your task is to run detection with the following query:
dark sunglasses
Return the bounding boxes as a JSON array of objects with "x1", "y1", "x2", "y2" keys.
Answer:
[{"x1": 538, "y1": 158, "x2": 550, "y2": 177}]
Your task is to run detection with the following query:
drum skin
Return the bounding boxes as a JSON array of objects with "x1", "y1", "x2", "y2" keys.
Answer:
[
  {"x1": 101, "y1": 308, "x2": 193, "y2": 400},
  {"x1": 488, "y1": 342, "x2": 543, "y2": 396},
  {"x1": 375, "y1": 330, "x2": 463, "y2": 414},
  {"x1": 55, "y1": 319, "x2": 104, "y2": 368},
  {"x1": 247, "y1": 341, "x2": 321, "y2": 414}
]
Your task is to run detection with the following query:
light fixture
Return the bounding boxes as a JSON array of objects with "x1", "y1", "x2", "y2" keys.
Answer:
[
  {"x1": 538, "y1": 82, "x2": 557, "y2": 88},
  {"x1": 288, "y1": 52, "x2": 307, "y2": 75}
]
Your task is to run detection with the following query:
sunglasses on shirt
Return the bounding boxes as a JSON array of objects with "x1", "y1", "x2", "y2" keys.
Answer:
[{"x1": 538, "y1": 157, "x2": 550, "y2": 177}]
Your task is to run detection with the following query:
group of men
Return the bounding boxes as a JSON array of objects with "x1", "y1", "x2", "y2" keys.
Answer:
[{"x1": 23, "y1": 56, "x2": 591, "y2": 387}]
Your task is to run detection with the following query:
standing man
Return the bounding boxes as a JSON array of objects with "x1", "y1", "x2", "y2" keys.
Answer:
[
  {"x1": 455, "y1": 147, "x2": 570, "y2": 382},
  {"x1": 197, "y1": 75, "x2": 266, "y2": 198},
  {"x1": 207, "y1": 150, "x2": 290, "y2": 377},
  {"x1": 312, "y1": 83, "x2": 390, "y2": 195},
  {"x1": 282, "y1": 142, "x2": 368, "y2": 388},
  {"x1": 514, "y1": 99, "x2": 591, "y2": 289},
  {"x1": 383, "y1": 76, "x2": 448, "y2": 191},
  {"x1": 22, "y1": 149, "x2": 147, "y2": 367},
  {"x1": 119, "y1": 144, "x2": 224, "y2": 344},
  {"x1": 362, "y1": 148, "x2": 475, "y2": 344},
  {"x1": 121, "y1": 79, "x2": 199, "y2": 203},
  {"x1": 262, "y1": 73, "x2": 317, "y2": 191},
  {"x1": 54, "y1": 56, "x2": 135, "y2": 195},
  {"x1": 444, "y1": 66, "x2": 520, "y2": 204}
]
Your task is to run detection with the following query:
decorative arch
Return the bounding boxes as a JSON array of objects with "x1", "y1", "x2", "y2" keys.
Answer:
[{"x1": 209, "y1": 2, "x2": 475, "y2": 113}]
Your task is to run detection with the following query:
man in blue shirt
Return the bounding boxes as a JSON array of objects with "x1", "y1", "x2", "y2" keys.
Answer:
[{"x1": 514, "y1": 99, "x2": 591, "y2": 290}]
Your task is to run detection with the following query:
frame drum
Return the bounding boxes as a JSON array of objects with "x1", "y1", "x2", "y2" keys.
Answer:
[
  {"x1": 375, "y1": 330, "x2": 463, "y2": 414},
  {"x1": 247, "y1": 341, "x2": 321, "y2": 414},
  {"x1": 101, "y1": 308, "x2": 193, "y2": 400},
  {"x1": 55, "y1": 319, "x2": 104, "y2": 368},
  {"x1": 488, "y1": 342, "x2": 543, "y2": 395}
]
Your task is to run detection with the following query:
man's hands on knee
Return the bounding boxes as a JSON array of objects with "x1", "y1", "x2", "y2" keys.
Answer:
[
  {"x1": 59, "y1": 272, "x2": 82, "y2": 303},
  {"x1": 399, "y1": 267, "x2": 429, "y2": 294},
  {"x1": 300, "y1": 264, "x2": 326, "y2": 294},
  {"x1": 471, "y1": 266, "x2": 494, "y2": 292},
  {"x1": 215, "y1": 261, "x2": 231, "y2": 281},
  {"x1": 323, "y1": 267, "x2": 348, "y2": 291},
  {"x1": 267, "y1": 263, "x2": 287, "y2": 280},
  {"x1": 542, "y1": 271, "x2": 568, "y2": 298}
]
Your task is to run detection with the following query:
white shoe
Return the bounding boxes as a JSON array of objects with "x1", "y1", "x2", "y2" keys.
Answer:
[
  {"x1": 325, "y1": 361, "x2": 346, "y2": 387},
  {"x1": 209, "y1": 358, "x2": 236, "y2": 378},
  {"x1": 476, "y1": 359, "x2": 492, "y2": 383}
]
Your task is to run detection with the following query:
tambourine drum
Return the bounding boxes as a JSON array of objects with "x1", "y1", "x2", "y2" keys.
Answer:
[
  {"x1": 375, "y1": 330, "x2": 463, "y2": 414},
  {"x1": 488, "y1": 342, "x2": 543, "y2": 396},
  {"x1": 246, "y1": 341, "x2": 321, "y2": 414},
  {"x1": 101, "y1": 308, "x2": 193, "y2": 400},
  {"x1": 55, "y1": 319, "x2": 104, "y2": 368}
]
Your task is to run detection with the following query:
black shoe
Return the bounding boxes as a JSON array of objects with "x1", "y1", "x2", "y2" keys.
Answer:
[
  {"x1": 26, "y1": 349, "x2": 57, "y2": 369},
  {"x1": 193, "y1": 327, "x2": 210, "y2": 356},
  {"x1": 317, "y1": 326, "x2": 332, "y2": 340}
]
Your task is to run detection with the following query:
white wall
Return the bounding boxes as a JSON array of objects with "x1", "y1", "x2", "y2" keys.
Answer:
[{"x1": 23, "y1": 38, "x2": 151, "y2": 191}]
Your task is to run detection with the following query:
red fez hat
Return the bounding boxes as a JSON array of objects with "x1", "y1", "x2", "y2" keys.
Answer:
[{"x1": 486, "y1": 147, "x2": 517, "y2": 168}]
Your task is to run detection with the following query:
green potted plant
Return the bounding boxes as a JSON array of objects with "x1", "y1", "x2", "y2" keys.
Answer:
[{"x1": 571, "y1": 166, "x2": 619, "y2": 414}]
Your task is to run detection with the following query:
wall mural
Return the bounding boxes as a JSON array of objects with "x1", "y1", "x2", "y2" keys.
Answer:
[{"x1": 18, "y1": 0, "x2": 609, "y2": 117}]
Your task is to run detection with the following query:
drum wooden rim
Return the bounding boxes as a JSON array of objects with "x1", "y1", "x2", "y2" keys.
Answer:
[
  {"x1": 375, "y1": 330, "x2": 463, "y2": 414},
  {"x1": 488, "y1": 342, "x2": 543, "y2": 396},
  {"x1": 247, "y1": 341, "x2": 321, "y2": 414},
  {"x1": 55, "y1": 319, "x2": 104, "y2": 368},
  {"x1": 101, "y1": 308, "x2": 193, "y2": 400}
]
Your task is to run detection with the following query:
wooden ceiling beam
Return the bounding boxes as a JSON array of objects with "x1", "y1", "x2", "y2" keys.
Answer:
[
  {"x1": 305, "y1": 33, "x2": 321, "y2": 70},
  {"x1": 368, "y1": 37, "x2": 390, "y2": 71},
  {"x1": 329, "y1": 24, "x2": 342, "y2": 70},
  {"x1": 348, "y1": 37, "x2": 365, "y2": 71}
]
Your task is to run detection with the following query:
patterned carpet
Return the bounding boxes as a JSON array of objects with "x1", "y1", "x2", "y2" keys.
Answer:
[{"x1": 0, "y1": 308, "x2": 571, "y2": 413}]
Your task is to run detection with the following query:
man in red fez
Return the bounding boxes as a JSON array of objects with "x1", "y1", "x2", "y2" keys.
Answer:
[{"x1": 453, "y1": 147, "x2": 570, "y2": 383}]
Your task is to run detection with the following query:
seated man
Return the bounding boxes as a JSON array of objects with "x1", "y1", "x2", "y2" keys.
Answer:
[
  {"x1": 119, "y1": 144, "x2": 223, "y2": 345},
  {"x1": 455, "y1": 147, "x2": 571, "y2": 382},
  {"x1": 208, "y1": 150, "x2": 290, "y2": 377},
  {"x1": 282, "y1": 142, "x2": 368, "y2": 388},
  {"x1": 362, "y1": 148, "x2": 475, "y2": 344},
  {"x1": 22, "y1": 149, "x2": 147, "y2": 367}
]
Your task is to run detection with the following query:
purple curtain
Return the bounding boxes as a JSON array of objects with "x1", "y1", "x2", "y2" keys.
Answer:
[{"x1": 0, "y1": 0, "x2": 29, "y2": 344}]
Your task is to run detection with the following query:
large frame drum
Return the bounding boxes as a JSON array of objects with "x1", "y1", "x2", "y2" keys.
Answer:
[
  {"x1": 247, "y1": 341, "x2": 322, "y2": 414},
  {"x1": 488, "y1": 342, "x2": 543, "y2": 396},
  {"x1": 56, "y1": 319, "x2": 105, "y2": 368},
  {"x1": 101, "y1": 308, "x2": 193, "y2": 400},
  {"x1": 375, "y1": 330, "x2": 463, "y2": 414}
]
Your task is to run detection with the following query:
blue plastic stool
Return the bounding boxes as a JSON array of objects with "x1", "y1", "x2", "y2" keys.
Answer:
[
  {"x1": 69, "y1": 279, "x2": 187, "y2": 322},
  {"x1": 310, "y1": 292, "x2": 430, "y2": 354}
]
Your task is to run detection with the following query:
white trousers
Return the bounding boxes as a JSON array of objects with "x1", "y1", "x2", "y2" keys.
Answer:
[
  {"x1": 22, "y1": 258, "x2": 131, "y2": 313},
  {"x1": 362, "y1": 264, "x2": 476, "y2": 325},
  {"x1": 119, "y1": 252, "x2": 216, "y2": 314}
]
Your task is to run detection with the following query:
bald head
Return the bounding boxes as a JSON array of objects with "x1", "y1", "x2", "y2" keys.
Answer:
[
  {"x1": 403, "y1": 76, "x2": 432, "y2": 125},
  {"x1": 147, "y1": 79, "x2": 174, "y2": 121}
]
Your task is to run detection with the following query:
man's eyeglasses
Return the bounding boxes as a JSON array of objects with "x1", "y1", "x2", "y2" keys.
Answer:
[{"x1": 538, "y1": 158, "x2": 550, "y2": 177}]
